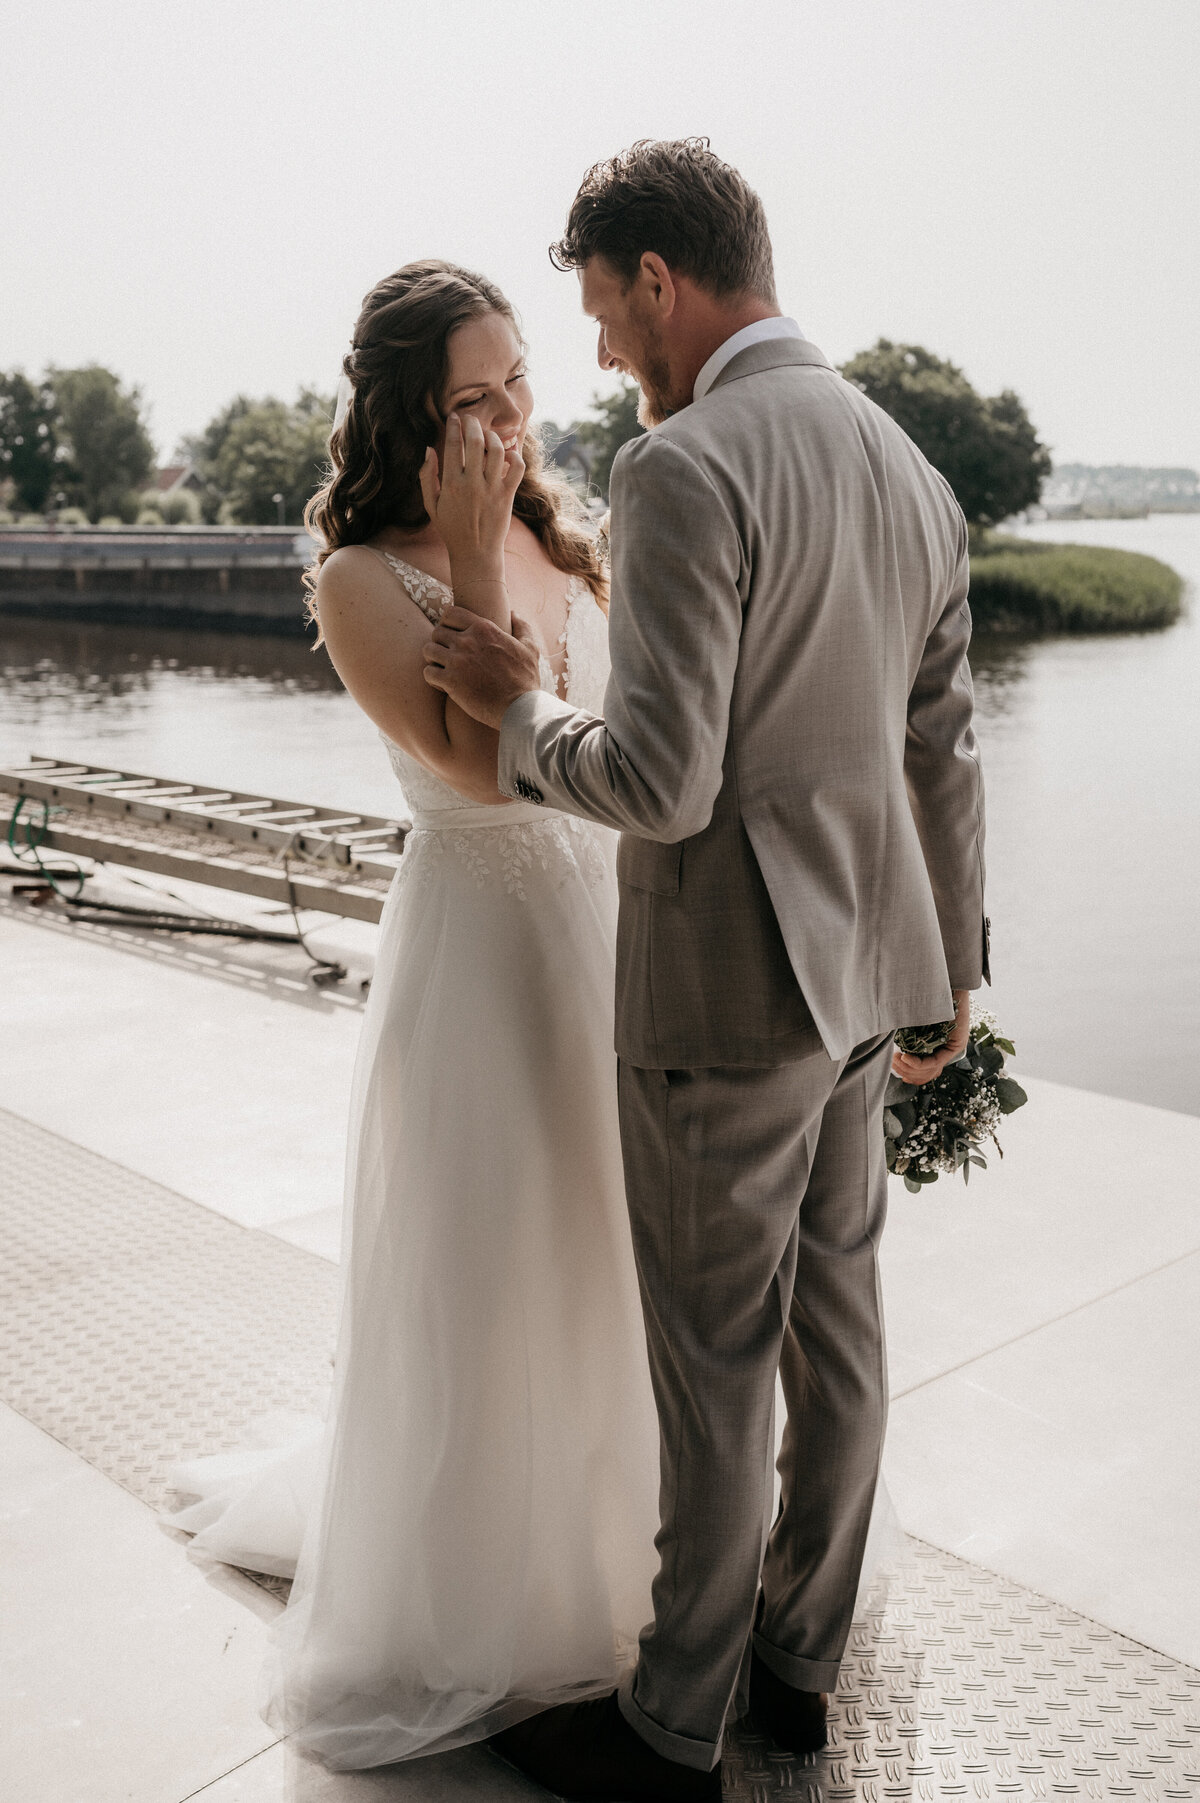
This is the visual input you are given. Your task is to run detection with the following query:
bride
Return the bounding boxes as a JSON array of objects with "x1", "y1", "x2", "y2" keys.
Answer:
[{"x1": 164, "y1": 260, "x2": 662, "y2": 1768}]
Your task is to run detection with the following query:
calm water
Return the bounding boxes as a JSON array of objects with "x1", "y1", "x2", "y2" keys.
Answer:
[{"x1": 2, "y1": 515, "x2": 1197, "y2": 1114}]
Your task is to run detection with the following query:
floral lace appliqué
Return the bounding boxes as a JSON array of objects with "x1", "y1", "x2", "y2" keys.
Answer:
[
  {"x1": 377, "y1": 551, "x2": 452, "y2": 626},
  {"x1": 393, "y1": 815, "x2": 608, "y2": 903},
  {"x1": 377, "y1": 562, "x2": 613, "y2": 901}
]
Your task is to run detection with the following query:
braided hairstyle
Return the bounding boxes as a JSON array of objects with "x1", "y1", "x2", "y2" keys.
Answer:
[{"x1": 304, "y1": 260, "x2": 605, "y2": 625}]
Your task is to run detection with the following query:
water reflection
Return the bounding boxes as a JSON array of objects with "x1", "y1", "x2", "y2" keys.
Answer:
[
  {"x1": 967, "y1": 631, "x2": 1039, "y2": 719},
  {"x1": 0, "y1": 613, "x2": 392, "y2": 817},
  {"x1": 0, "y1": 614, "x2": 340, "y2": 699}
]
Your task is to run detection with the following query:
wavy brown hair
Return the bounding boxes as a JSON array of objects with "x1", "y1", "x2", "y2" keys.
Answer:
[
  {"x1": 550, "y1": 138, "x2": 777, "y2": 304},
  {"x1": 304, "y1": 260, "x2": 605, "y2": 626}
]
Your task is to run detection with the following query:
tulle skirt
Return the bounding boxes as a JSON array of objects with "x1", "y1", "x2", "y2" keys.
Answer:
[{"x1": 169, "y1": 812, "x2": 663, "y2": 1767}]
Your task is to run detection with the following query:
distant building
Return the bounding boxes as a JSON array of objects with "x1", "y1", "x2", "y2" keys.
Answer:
[
  {"x1": 1039, "y1": 464, "x2": 1200, "y2": 518},
  {"x1": 154, "y1": 462, "x2": 204, "y2": 495}
]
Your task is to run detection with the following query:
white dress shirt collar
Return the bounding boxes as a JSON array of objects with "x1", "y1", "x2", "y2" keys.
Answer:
[{"x1": 693, "y1": 316, "x2": 805, "y2": 404}]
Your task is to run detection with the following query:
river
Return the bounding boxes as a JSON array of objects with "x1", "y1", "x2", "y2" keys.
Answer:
[{"x1": 2, "y1": 515, "x2": 1196, "y2": 1115}]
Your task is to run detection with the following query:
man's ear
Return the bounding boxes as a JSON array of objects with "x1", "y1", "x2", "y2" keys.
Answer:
[{"x1": 639, "y1": 252, "x2": 677, "y2": 319}]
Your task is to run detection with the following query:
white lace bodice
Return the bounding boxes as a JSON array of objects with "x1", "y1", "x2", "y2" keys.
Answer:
[
  {"x1": 374, "y1": 551, "x2": 608, "y2": 818},
  {"x1": 373, "y1": 552, "x2": 613, "y2": 900}
]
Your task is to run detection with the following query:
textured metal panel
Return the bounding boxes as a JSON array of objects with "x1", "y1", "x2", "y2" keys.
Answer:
[
  {"x1": 2, "y1": 1104, "x2": 1198, "y2": 1797},
  {"x1": 724, "y1": 1542, "x2": 1200, "y2": 1797},
  {"x1": 0, "y1": 1107, "x2": 337, "y2": 1511}
]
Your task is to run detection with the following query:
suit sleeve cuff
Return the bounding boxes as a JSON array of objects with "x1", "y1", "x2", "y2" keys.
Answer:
[{"x1": 497, "y1": 688, "x2": 574, "y2": 800}]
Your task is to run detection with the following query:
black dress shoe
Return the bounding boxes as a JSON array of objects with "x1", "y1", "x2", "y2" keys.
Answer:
[
  {"x1": 747, "y1": 1649, "x2": 829, "y2": 1756},
  {"x1": 490, "y1": 1689, "x2": 721, "y2": 1802}
]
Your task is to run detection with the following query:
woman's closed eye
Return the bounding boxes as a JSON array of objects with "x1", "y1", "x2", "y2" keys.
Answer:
[{"x1": 459, "y1": 374, "x2": 528, "y2": 409}]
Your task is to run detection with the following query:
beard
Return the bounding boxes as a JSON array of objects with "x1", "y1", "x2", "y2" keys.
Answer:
[
  {"x1": 625, "y1": 317, "x2": 678, "y2": 426},
  {"x1": 636, "y1": 355, "x2": 674, "y2": 426}
]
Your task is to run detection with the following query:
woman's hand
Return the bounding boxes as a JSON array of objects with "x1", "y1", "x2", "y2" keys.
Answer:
[{"x1": 418, "y1": 412, "x2": 524, "y2": 577}]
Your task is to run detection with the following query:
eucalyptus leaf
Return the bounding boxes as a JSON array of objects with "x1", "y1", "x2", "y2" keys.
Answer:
[{"x1": 995, "y1": 1077, "x2": 1028, "y2": 1115}]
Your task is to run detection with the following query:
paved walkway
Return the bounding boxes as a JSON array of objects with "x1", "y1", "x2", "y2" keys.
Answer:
[{"x1": 2, "y1": 884, "x2": 1199, "y2": 1799}]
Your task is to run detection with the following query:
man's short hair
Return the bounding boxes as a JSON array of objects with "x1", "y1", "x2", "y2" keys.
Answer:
[{"x1": 550, "y1": 137, "x2": 777, "y2": 305}]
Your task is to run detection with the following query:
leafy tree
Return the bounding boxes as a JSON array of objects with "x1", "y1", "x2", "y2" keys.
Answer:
[
  {"x1": 839, "y1": 341, "x2": 1051, "y2": 528},
  {"x1": 49, "y1": 364, "x2": 156, "y2": 522},
  {"x1": 575, "y1": 379, "x2": 644, "y2": 499},
  {"x1": 186, "y1": 388, "x2": 333, "y2": 524},
  {"x1": 159, "y1": 487, "x2": 201, "y2": 525},
  {"x1": 0, "y1": 371, "x2": 61, "y2": 512},
  {"x1": 180, "y1": 395, "x2": 254, "y2": 522}
]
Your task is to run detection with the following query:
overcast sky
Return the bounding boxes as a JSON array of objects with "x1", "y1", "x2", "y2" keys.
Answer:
[{"x1": 4, "y1": 0, "x2": 1196, "y2": 471}]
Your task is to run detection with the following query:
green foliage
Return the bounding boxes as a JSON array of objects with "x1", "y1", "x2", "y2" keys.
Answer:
[
  {"x1": 185, "y1": 388, "x2": 333, "y2": 525},
  {"x1": 840, "y1": 340, "x2": 1051, "y2": 527},
  {"x1": 136, "y1": 504, "x2": 165, "y2": 525},
  {"x1": 48, "y1": 364, "x2": 155, "y2": 522},
  {"x1": 181, "y1": 396, "x2": 253, "y2": 522},
  {"x1": 0, "y1": 370, "x2": 61, "y2": 512},
  {"x1": 158, "y1": 487, "x2": 201, "y2": 525},
  {"x1": 575, "y1": 379, "x2": 644, "y2": 499},
  {"x1": 969, "y1": 539, "x2": 1184, "y2": 632},
  {"x1": 885, "y1": 1013, "x2": 1027, "y2": 1192}
]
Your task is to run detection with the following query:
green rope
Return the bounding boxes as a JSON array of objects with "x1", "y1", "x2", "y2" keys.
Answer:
[{"x1": 5, "y1": 796, "x2": 88, "y2": 900}]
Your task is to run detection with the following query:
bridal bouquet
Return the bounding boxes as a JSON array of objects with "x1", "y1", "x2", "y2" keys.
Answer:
[{"x1": 885, "y1": 1006, "x2": 1027, "y2": 1192}]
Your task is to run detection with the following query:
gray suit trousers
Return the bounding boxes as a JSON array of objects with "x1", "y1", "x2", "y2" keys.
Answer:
[{"x1": 615, "y1": 1032, "x2": 893, "y2": 1771}]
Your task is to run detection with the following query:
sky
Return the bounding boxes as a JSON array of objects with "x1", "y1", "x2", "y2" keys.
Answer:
[{"x1": 3, "y1": 0, "x2": 1197, "y2": 471}]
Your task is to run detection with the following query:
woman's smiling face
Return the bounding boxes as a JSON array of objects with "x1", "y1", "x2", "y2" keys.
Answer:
[{"x1": 434, "y1": 311, "x2": 532, "y2": 468}]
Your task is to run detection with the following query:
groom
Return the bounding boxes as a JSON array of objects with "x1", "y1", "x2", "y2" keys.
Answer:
[{"x1": 424, "y1": 139, "x2": 988, "y2": 1801}]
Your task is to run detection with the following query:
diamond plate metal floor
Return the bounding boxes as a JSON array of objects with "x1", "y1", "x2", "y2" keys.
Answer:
[
  {"x1": 3, "y1": 1104, "x2": 1198, "y2": 1800},
  {"x1": 726, "y1": 1545, "x2": 1200, "y2": 1798},
  {"x1": 0, "y1": 1106, "x2": 337, "y2": 1509}
]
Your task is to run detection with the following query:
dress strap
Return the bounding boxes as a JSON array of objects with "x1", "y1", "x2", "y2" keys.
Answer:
[{"x1": 365, "y1": 547, "x2": 452, "y2": 626}]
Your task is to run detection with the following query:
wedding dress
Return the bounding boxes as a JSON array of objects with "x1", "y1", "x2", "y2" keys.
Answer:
[{"x1": 165, "y1": 557, "x2": 663, "y2": 1768}]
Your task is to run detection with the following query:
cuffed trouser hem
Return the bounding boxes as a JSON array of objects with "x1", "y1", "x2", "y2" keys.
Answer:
[
  {"x1": 617, "y1": 1668, "x2": 722, "y2": 1773},
  {"x1": 753, "y1": 1630, "x2": 841, "y2": 1694}
]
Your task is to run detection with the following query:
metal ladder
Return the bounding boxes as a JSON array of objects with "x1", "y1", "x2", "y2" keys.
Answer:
[{"x1": 0, "y1": 756, "x2": 409, "y2": 923}]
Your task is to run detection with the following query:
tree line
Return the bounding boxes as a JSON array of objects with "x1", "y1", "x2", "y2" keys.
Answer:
[
  {"x1": 1, "y1": 341, "x2": 1050, "y2": 532},
  {"x1": 0, "y1": 367, "x2": 333, "y2": 527},
  {"x1": 570, "y1": 341, "x2": 1050, "y2": 529}
]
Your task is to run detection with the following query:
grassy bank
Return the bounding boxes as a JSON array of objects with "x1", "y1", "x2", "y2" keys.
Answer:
[{"x1": 968, "y1": 534, "x2": 1184, "y2": 633}]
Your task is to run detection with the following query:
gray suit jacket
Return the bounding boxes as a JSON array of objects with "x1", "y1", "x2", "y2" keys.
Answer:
[{"x1": 499, "y1": 337, "x2": 988, "y2": 1067}]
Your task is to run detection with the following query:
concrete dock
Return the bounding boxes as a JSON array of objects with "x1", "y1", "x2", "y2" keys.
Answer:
[
  {"x1": 0, "y1": 528, "x2": 311, "y2": 632},
  {"x1": 2, "y1": 870, "x2": 1198, "y2": 1800}
]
